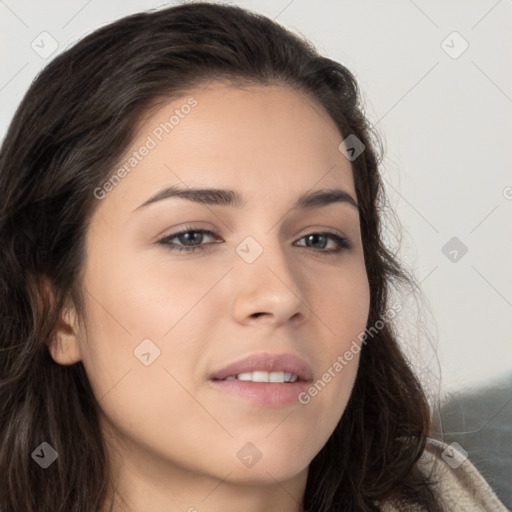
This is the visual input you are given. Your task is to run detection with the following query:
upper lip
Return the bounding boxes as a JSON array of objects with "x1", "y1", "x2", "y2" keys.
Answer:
[{"x1": 209, "y1": 352, "x2": 314, "y2": 382}]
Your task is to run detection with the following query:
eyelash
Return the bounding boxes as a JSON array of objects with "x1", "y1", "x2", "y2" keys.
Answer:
[{"x1": 158, "y1": 226, "x2": 353, "y2": 255}]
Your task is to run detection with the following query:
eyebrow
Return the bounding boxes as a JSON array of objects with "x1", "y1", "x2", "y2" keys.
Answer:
[{"x1": 131, "y1": 185, "x2": 359, "y2": 213}]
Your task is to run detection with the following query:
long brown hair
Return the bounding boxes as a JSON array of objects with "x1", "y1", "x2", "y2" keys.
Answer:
[{"x1": 0, "y1": 3, "x2": 441, "y2": 511}]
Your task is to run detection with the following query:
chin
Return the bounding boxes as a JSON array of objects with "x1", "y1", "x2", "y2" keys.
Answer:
[
  {"x1": 223, "y1": 459, "x2": 309, "y2": 486},
  {"x1": 211, "y1": 440, "x2": 313, "y2": 485}
]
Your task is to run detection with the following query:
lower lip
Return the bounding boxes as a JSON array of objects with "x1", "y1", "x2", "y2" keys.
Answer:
[{"x1": 209, "y1": 378, "x2": 311, "y2": 407}]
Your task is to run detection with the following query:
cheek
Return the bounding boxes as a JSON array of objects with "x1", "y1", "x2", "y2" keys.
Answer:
[
  {"x1": 77, "y1": 249, "x2": 217, "y2": 406},
  {"x1": 305, "y1": 259, "x2": 369, "y2": 409},
  {"x1": 84, "y1": 243, "x2": 211, "y2": 338},
  {"x1": 317, "y1": 258, "x2": 371, "y2": 343},
  {"x1": 77, "y1": 284, "x2": 207, "y2": 451}
]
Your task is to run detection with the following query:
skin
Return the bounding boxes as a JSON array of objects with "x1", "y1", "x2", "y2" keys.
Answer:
[{"x1": 49, "y1": 82, "x2": 371, "y2": 512}]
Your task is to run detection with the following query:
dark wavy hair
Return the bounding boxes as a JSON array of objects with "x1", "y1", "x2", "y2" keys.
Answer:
[{"x1": 0, "y1": 2, "x2": 441, "y2": 511}]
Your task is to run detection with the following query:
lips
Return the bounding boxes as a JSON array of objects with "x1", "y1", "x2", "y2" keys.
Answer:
[{"x1": 209, "y1": 352, "x2": 314, "y2": 383}]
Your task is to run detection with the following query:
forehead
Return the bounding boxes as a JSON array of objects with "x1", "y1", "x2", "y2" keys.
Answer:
[{"x1": 96, "y1": 82, "x2": 356, "y2": 217}]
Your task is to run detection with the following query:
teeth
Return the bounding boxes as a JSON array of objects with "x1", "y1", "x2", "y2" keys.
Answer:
[
  {"x1": 224, "y1": 371, "x2": 298, "y2": 383},
  {"x1": 270, "y1": 372, "x2": 285, "y2": 383}
]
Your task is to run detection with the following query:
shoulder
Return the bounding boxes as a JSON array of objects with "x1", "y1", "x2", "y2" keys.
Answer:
[{"x1": 381, "y1": 438, "x2": 509, "y2": 512}]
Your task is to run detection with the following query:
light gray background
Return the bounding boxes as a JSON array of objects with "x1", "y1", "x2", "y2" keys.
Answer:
[
  {"x1": 1, "y1": 0, "x2": 511, "y2": 506},
  {"x1": 2, "y1": 0, "x2": 510, "y2": 395},
  {"x1": 1, "y1": 0, "x2": 511, "y2": 437}
]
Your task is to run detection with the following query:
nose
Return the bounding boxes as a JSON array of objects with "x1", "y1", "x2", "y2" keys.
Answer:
[{"x1": 230, "y1": 236, "x2": 309, "y2": 327}]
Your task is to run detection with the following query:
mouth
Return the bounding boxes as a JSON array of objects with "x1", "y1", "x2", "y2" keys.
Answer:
[
  {"x1": 213, "y1": 370, "x2": 301, "y2": 383},
  {"x1": 209, "y1": 352, "x2": 313, "y2": 382},
  {"x1": 208, "y1": 352, "x2": 313, "y2": 407}
]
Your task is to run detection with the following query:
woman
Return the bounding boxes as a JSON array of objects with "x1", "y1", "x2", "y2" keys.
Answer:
[{"x1": 0, "y1": 3, "x2": 507, "y2": 511}]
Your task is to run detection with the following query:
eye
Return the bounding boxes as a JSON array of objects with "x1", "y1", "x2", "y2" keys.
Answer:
[
  {"x1": 295, "y1": 232, "x2": 352, "y2": 254},
  {"x1": 158, "y1": 227, "x2": 220, "y2": 254},
  {"x1": 158, "y1": 226, "x2": 352, "y2": 255}
]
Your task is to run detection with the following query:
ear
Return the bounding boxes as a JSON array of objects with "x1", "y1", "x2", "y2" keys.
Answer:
[
  {"x1": 39, "y1": 278, "x2": 83, "y2": 366},
  {"x1": 49, "y1": 300, "x2": 83, "y2": 365}
]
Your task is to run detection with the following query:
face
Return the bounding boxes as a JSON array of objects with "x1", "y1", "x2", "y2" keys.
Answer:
[{"x1": 51, "y1": 82, "x2": 370, "y2": 509}]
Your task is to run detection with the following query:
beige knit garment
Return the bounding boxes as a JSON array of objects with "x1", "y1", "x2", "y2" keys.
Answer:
[{"x1": 381, "y1": 438, "x2": 510, "y2": 511}]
